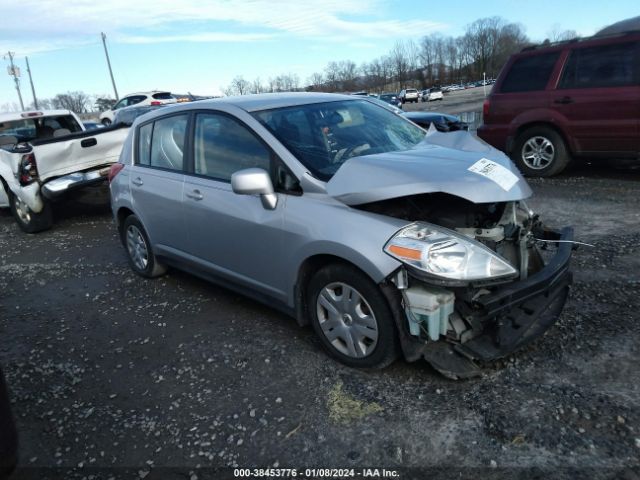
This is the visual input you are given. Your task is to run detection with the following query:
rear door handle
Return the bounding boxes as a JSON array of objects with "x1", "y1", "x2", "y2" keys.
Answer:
[
  {"x1": 186, "y1": 189, "x2": 204, "y2": 201},
  {"x1": 554, "y1": 96, "x2": 573, "y2": 104},
  {"x1": 132, "y1": 177, "x2": 143, "y2": 186},
  {"x1": 81, "y1": 138, "x2": 97, "y2": 148}
]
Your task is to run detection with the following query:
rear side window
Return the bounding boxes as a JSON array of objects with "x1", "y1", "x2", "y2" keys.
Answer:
[
  {"x1": 152, "y1": 92, "x2": 173, "y2": 100},
  {"x1": 136, "y1": 114, "x2": 188, "y2": 171},
  {"x1": 500, "y1": 52, "x2": 560, "y2": 93},
  {"x1": 560, "y1": 42, "x2": 637, "y2": 89},
  {"x1": 137, "y1": 123, "x2": 153, "y2": 165},
  {"x1": 193, "y1": 113, "x2": 270, "y2": 182}
]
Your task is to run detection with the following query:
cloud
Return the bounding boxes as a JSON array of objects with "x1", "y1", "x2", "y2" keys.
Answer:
[
  {"x1": 117, "y1": 32, "x2": 277, "y2": 45},
  {"x1": 0, "y1": 0, "x2": 447, "y2": 54}
]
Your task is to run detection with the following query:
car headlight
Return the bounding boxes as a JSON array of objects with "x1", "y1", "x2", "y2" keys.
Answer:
[{"x1": 384, "y1": 222, "x2": 517, "y2": 282}]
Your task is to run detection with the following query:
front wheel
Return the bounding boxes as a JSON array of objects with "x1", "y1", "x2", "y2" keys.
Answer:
[
  {"x1": 511, "y1": 127, "x2": 571, "y2": 177},
  {"x1": 101, "y1": 118, "x2": 112, "y2": 126},
  {"x1": 9, "y1": 193, "x2": 53, "y2": 233},
  {"x1": 121, "y1": 215, "x2": 167, "y2": 278},
  {"x1": 307, "y1": 263, "x2": 399, "y2": 369}
]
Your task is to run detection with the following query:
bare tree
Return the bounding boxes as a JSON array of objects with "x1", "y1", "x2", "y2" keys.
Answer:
[
  {"x1": 390, "y1": 41, "x2": 412, "y2": 89},
  {"x1": 324, "y1": 62, "x2": 340, "y2": 91},
  {"x1": 52, "y1": 91, "x2": 92, "y2": 113},
  {"x1": 547, "y1": 24, "x2": 579, "y2": 42},
  {"x1": 229, "y1": 76, "x2": 250, "y2": 95},
  {"x1": 306, "y1": 72, "x2": 326, "y2": 91},
  {"x1": 250, "y1": 77, "x2": 264, "y2": 94},
  {"x1": 94, "y1": 97, "x2": 116, "y2": 111}
]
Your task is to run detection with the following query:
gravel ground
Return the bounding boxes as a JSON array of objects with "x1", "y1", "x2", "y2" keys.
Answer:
[{"x1": 0, "y1": 164, "x2": 639, "y2": 480}]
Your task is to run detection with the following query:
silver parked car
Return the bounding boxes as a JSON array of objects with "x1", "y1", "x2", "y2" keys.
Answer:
[{"x1": 109, "y1": 93, "x2": 573, "y2": 378}]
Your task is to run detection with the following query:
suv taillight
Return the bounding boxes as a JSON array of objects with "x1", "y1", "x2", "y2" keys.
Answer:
[
  {"x1": 150, "y1": 101, "x2": 161, "y2": 105},
  {"x1": 108, "y1": 163, "x2": 125, "y2": 183},
  {"x1": 482, "y1": 99, "x2": 491, "y2": 121},
  {"x1": 19, "y1": 153, "x2": 38, "y2": 185}
]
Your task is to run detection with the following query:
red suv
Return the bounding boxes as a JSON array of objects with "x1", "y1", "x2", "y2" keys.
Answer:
[{"x1": 478, "y1": 31, "x2": 639, "y2": 176}]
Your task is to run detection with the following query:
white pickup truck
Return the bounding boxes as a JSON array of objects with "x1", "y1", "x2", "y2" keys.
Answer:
[{"x1": 0, "y1": 109, "x2": 129, "y2": 232}]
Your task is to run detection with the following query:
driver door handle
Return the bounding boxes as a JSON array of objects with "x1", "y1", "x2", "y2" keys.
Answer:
[
  {"x1": 186, "y1": 189, "x2": 204, "y2": 201},
  {"x1": 132, "y1": 177, "x2": 143, "y2": 186}
]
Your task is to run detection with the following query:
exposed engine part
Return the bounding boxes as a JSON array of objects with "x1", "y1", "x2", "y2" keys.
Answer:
[
  {"x1": 402, "y1": 284, "x2": 454, "y2": 341},
  {"x1": 357, "y1": 193, "x2": 505, "y2": 230},
  {"x1": 361, "y1": 193, "x2": 542, "y2": 281}
]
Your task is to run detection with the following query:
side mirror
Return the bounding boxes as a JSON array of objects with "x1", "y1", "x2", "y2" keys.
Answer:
[{"x1": 231, "y1": 168, "x2": 277, "y2": 210}]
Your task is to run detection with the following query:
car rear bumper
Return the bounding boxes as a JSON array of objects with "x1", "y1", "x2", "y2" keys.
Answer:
[
  {"x1": 477, "y1": 124, "x2": 512, "y2": 153},
  {"x1": 41, "y1": 165, "x2": 112, "y2": 200}
]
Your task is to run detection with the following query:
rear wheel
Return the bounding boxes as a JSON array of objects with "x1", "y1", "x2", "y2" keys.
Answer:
[
  {"x1": 307, "y1": 263, "x2": 399, "y2": 369},
  {"x1": 9, "y1": 193, "x2": 53, "y2": 233},
  {"x1": 512, "y1": 126, "x2": 571, "y2": 177},
  {"x1": 121, "y1": 215, "x2": 166, "y2": 278}
]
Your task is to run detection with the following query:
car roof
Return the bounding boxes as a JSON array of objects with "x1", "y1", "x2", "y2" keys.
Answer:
[
  {"x1": 123, "y1": 91, "x2": 171, "y2": 97},
  {"x1": 180, "y1": 92, "x2": 356, "y2": 113}
]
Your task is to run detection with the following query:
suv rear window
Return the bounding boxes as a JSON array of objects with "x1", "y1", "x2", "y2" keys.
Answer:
[
  {"x1": 152, "y1": 92, "x2": 174, "y2": 100},
  {"x1": 500, "y1": 52, "x2": 560, "y2": 93},
  {"x1": 559, "y1": 42, "x2": 637, "y2": 89}
]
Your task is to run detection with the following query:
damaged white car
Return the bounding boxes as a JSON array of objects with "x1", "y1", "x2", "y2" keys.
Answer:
[
  {"x1": 0, "y1": 110, "x2": 129, "y2": 232},
  {"x1": 110, "y1": 93, "x2": 573, "y2": 378}
]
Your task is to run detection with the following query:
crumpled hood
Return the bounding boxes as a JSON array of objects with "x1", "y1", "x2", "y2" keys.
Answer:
[{"x1": 326, "y1": 129, "x2": 532, "y2": 205}]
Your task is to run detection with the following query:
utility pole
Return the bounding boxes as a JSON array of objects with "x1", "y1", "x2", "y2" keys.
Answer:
[
  {"x1": 101, "y1": 32, "x2": 119, "y2": 100},
  {"x1": 4, "y1": 51, "x2": 24, "y2": 110},
  {"x1": 25, "y1": 56, "x2": 38, "y2": 109}
]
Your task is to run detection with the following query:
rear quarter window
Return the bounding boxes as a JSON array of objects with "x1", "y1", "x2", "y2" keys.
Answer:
[
  {"x1": 500, "y1": 52, "x2": 560, "y2": 93},
  {"x1": 152, "y1": 92, "x2": 174, "y2": 100},
  {"x1": 559, "y1": 41, "x2": 638, "y2": 89}
]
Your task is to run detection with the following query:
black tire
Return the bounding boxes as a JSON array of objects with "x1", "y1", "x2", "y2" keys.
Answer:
[
  {"x1": 101, "y1": 118, "x2": 112, "y2": 126},
  {"x1": 511, "y1": 126, "x2": 571, "y2": 177},
  {"x1": 307, "y1": 263, "x2": 399, "y2": 369},
  {"x1": 9, "y1": 192, "x2": 53, "y2": 233},
  {"x1": 121, "y1": 215, "x2": 166, "y2": 278}
]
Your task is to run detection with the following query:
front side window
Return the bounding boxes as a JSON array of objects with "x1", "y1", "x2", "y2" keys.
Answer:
[
  {"x1": 140, "y1": 114, "x2": 188, "y2": 171},
  {"x1": 194, "y1": 113, "x2": 271, "y2": 181},
  {"x1": 560, "y1": 42, "x2": 637, "y2": 89},
  {"x1": 500, "y1": 52, "x2": 560, "y2": 93},
  {"x1": 253, "y1": 99, "x2": 425, "y2": 181}
]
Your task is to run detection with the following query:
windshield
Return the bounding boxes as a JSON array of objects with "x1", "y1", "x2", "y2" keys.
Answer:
[{"x1": 253, "y1": 99, "x2": 425, "y2": 181}]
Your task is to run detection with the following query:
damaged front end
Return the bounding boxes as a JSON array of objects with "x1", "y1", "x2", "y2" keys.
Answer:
[{"x1": 361, "y1": 195, "x2": 573, "y2": 379}]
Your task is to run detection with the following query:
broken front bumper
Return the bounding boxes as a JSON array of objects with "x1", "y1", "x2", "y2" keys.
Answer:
[
  {"x1": 41, "y1": 166, "x2": 112, "y2": 200},
  {"x1": 386, "y1": 227, "x2": 574, "y2": 379}
]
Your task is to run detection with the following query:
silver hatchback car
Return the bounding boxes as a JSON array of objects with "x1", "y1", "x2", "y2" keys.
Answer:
[{"x1": 110, "y1": 93, "x2": 573, "y2": 378}]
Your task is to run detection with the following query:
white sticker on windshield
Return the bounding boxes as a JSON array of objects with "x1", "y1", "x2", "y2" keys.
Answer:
[{"x1": 468, "y1": 158, "x2": 519, "y2": 191}]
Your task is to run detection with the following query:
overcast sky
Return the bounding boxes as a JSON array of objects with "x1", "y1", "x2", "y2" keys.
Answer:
[{"x1": 0, "y1": 0, "x2": 637, "y2": 110}]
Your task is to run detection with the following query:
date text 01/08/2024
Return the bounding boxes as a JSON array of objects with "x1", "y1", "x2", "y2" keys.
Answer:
[{"x1": 233, "y1": 468, "x2": 400, "y2": 478}]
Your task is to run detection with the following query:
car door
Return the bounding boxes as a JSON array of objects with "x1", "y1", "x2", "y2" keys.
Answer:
[
  {"x1": 129, "y1": 113, "x2": 189, "y2": 253},
  {"x1": 182, "y1": 111, "x2": 287, "y2": 300},
  {"x1": 554, "y1": 40, "x2": 639, "y2": 155}
]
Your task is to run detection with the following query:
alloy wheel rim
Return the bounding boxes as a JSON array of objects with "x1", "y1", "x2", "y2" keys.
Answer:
[
  {"x1": 126, "y1": 225, "x2": 149, "y2": 270},
  {"x1": 316, "y1": 282, "x2": 378, "y2": 358},
  {"x1": 522, "y1": 136, "x2": 555, "y2": 170}
]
